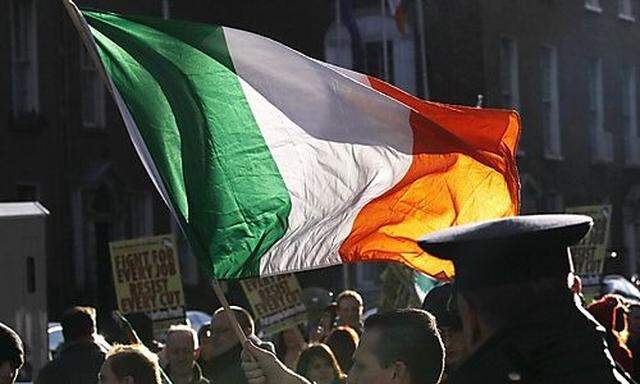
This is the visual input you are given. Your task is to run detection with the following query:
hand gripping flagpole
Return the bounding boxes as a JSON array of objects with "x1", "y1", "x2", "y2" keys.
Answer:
[{"x1": 61, "y1": 0, "x2": 249, "y2": 348}]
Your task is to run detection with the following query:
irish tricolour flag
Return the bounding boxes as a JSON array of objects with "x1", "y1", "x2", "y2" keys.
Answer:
[{"x1": 67, "y1": 5, "x2": 520, "y2": 280}]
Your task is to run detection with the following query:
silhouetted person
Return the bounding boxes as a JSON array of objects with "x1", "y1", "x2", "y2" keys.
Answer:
[
  {"x1": 0, "y1": 323, "x2": 24, "y2": 384},
  {"x1": 36, "y1": 306, "x2": 108, "y2": 384},
  {"x1": 418, "y1": 214, "x2": 633, "y2": 383}
]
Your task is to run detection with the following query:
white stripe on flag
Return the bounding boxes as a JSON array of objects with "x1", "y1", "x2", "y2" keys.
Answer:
[{"x1": 224, "y1": 28, "x2": 414, "y2": 275}]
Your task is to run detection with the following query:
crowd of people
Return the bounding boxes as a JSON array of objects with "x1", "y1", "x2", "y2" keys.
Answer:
[{"x1": 1, "y1": 214, "x2": 639, "y2": 384}]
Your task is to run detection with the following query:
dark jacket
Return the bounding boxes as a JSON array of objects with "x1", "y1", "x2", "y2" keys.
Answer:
[
  {"x1": 35, "y1": 339, "x2": 107, "y2": 384},
  {"x1": 448, "y1": 302, "x2": 632, "y2": 384},
  {"x1": 201, "y1": 336, "x2": 274, "y2": 384},
  {"x1": 166, "y1": 362, "x2": 210, "y2": 384}
]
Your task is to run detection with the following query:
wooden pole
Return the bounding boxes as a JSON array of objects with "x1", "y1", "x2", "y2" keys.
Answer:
[{"x1": 210, "y1": 279, "x2": 249, "y2": 345}]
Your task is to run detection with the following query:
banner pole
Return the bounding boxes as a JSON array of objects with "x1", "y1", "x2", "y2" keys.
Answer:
[{"x1": 210, "y1": 279, "x2": 249, "y2": 345}]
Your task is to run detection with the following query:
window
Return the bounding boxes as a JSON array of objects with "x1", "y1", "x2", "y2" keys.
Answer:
[
  {"x1": 10, "y1": 0, "x2": 38, "y2": 117},
  {"x1": 81, "y1": 47, "x2": 106, "y2": 128},
  {"x1": 364, "y1": 41, "x2": 394, "y2": 84},
  {"x1": 499, "y1": 36, "x2": 519, "y2": 110},
  {"x1": 588, "y1": 58, "x2": 612, "y2": 163},
  {"x1": 585, "y1": 0, "x2": 602, "y2": 12},
  {"x1": 541, "y1": 46, "x2": 562, "y2": 159},
  {"x1": 623, "y1": 65, "x2": 640, "y2": 166},
  {"x1": 130, "y1": 193, "x2": 153, "y2": 237},
  {"x1": 619, "y1": 0, "x2": 636, "y2": 20},
  {"x1": 324, "y1": 12, "x2": 416, "y2": 94}
]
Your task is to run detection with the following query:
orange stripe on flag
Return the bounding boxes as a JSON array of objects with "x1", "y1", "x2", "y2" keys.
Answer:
[{"x1": 339, "y1": 78, "x2": 521, "y2": 280}]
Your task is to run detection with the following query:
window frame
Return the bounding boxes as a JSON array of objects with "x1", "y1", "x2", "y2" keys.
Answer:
[
  {"x1": 9, "y1": 0, "x2": 39, "y2": 117},
  {"x1": 540, "y1": 45, "x2": 562, "y2": 160},
  {"x1": 622, "y1": 65, "x2": 640, "y2": 166},
  {"x1": 324, "y1": 12, "x2": 417, "y2": 94},
  {"x1": 80, "y1": 46, "x2": 106, "y2": 129},
  {"x1": 619, "y1": 0, "x2": 636, "y2": 21},
  {"x1": 585, "y1": 0, "x2": 603, "y2": 13},
  {"x1": 499, "y1": 35, "x2": 520, "y2": 111},
  {"x1": 587, "y1": 57, "x2": 613, "y2": 163}
]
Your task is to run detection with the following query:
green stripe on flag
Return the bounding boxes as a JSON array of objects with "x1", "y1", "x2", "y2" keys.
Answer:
[{"x1": 83, "y1": 11, "x2": 292, "y2": 279}]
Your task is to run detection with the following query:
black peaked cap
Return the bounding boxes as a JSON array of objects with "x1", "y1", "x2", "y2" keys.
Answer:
[{"x1": 417, "y1": 214, "x2": 593, "y2": 290}]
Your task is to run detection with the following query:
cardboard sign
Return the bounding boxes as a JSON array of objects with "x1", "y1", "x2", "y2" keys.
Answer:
[
  {"x1": 379, "y1": 264, "x2": 437, "y2": 312},
  {"x1": 566, "y1": 205, "x2": 612, "y2": 277},
  {"x1": 240, "y1": 274, "x2": 306, "y2": 335},
  {"x1": 148, "y1": 308, "x2": 187, "y2": 342},
  {"x1": 109, "y1": 234, "x2": 185, "y2": 314}
]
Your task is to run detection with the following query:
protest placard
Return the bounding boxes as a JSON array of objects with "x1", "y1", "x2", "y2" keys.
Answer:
[
  {"x1": 566, "y1": 205, "x2": 612, "y2": 278},
  {"x1": 147, "y1": 308, "x2": 187, "y2": 342},
  {"x1": 109, "y1": 234, "x2": 185, "y2": 314},
  {"x1": 379, "y1": 264, "x2": 419, "y2": 312},
  {"x1": 240, "y1": 274, "x2": 306, "y2": 335}
]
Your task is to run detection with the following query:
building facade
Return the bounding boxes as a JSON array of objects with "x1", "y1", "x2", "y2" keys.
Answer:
[
  {"x1": 0, "y1": 0, "x2": 343, "y2": 319},
  {"x1": 424, "y1": 0, "x2": 640, "y2": 277},
  {"x1": 4, "y1": 0, "x2": 638, "y2": 322}
]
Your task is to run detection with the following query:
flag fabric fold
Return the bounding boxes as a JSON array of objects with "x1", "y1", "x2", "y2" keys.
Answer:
[{"x1": 73, "y1": 8, "x2": 520, "y2": 280}]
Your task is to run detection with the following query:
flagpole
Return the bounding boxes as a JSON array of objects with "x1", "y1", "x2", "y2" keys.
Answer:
[
  {"x1": 415, "y1": 0, "x2": 429, "y2": 99},
  {"x1": 61, "y1": 0, "x2": 248, "y2": 347},
  {"x1": 381, "y1": 0, "x2": 389, "y2": 82},
  {"x1": 210, "y1": 280, "x2": 249, "y2": 344}
]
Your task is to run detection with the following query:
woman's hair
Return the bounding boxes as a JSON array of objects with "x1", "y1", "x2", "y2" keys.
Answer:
[
  {"x1": 325, "y1": 326, "x2": 359, "y2": 372},
  {"x1": 296, "y1": 343, "x2": 346, "y2": 382},
  {"x1": 106, "y1": 344, "x2": 161, "y2": 384}
]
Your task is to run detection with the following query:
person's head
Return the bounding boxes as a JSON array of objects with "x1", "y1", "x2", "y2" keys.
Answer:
[
  {"x1": 325, "y1": 326, "x2": 359, "y2": 373},
  {"x1": 313, "y1": 303, "x2": 338, "y2": 342},
  {"x1": 165, "y1": 325, "x2": 198, "y2": 373},
  {"x1": 61, "y1": 306, "x2": 97, "y2": 343},
  {"x1": 418, "y1": 214, "x2": 593, "y2": 355},
  {"x1": 296, "y1": 344, "x2": 345, "y2": 384},
  {"x1": 422, "y1": 284, "x2": 467, "y2": 370},
  {"x1": 337, "y1": 291, "x2": 363, "y2": 328},
  {"x1": 210, "y1": 306, "x2": 254, "y2": 357},
  {"x1": 0, "y1": 323, "x2": 24, "y2": 384},
  {"x1": 197, "y1": 323, "x2": 213, "y2": 362},
  {"x1": 348, "y1": 309, "x2": 444, "y2": 384},
  {"x1": 99, "y1": 344, "x2": 161, "y2": 384}
]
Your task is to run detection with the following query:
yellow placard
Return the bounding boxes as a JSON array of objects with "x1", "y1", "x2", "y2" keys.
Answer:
[
  {"x1": 109, "y1": 234, "x2": 185, "y2": 314},
  {"x1": 240, "y1": 274, "x2": 306, "y2": 335},
  {"x1": 566, "y1": 205, "x2": 612, "y2": 277},
  {"x1": 379, "y1": 264, "x2": 422, "y2": 313}
]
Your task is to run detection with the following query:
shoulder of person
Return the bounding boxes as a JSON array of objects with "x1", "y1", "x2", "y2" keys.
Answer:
[{"x1": 34, "y1": 360, "x2": 62, "y2": 384}]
